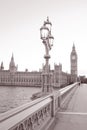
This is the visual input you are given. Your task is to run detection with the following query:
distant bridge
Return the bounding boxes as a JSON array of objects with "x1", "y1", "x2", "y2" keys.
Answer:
[{"x1": 0, "y1": 82, "x2": 78, "y2": 130}]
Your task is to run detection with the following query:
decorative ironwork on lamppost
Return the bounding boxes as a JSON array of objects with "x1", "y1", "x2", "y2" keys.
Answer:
[{"x1": 40, "y1": 17, "x2": 54, "y2": 93}]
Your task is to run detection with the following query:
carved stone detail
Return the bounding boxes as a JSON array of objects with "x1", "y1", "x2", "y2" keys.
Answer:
[{"x1": 9, "y1": 103, "x2": 51, "y2": 130}]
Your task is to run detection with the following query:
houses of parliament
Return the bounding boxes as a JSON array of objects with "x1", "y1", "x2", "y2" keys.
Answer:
[{"x1": 0, "y1": 44, "x2": 78, "y2": 88}]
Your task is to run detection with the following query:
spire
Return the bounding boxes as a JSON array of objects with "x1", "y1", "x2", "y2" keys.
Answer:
[
  {"x1": 1, "y1": 61, "x2": 4, "y2": 70},
  {"x1": 9, "y1": 53, "x2": 16, "y2": 72},
  {"x1": 11, "y1": 53, "x2": 14, "y2": 61},
  {"x1": 72, "y1": 42, "x2": 75, "y2": 51},
  {"x1": 71, "y1": 42, "x2": 77, "y2": 58}
]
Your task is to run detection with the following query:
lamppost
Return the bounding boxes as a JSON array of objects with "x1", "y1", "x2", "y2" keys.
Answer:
[{"x1": 40, "y1": 17, "x2": 54, "y2": 93}]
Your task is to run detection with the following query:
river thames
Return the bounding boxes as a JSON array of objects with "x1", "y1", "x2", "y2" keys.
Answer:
[{"x1": 0, "y1": 86, "x2": 41, "y2": 113}]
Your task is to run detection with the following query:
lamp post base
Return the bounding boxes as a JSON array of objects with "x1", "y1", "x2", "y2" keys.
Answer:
[{"x1": 42, "y1": 72, "x2": 53, "y2": 93}]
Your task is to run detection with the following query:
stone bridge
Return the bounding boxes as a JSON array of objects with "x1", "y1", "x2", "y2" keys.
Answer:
[{"x1": 0, "y1": 83, "x2": 78, "y2": 130}]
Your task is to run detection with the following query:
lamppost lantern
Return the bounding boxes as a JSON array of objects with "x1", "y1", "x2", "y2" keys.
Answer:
[
  {"x1": 40, "y1": 25, "x2": 49, "y2": 41},
  {"x1": 48, "y1": 33, "x2": 54, "y2": 49}
]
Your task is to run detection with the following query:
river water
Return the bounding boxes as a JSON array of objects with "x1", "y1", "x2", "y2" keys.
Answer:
[{"x1": 0, "y1": 86, "x2": 41, "y2": 113}]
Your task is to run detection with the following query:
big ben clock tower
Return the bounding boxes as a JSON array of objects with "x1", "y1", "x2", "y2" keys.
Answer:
[{"x1": 70, "y1": 44, "x2": 78, "y2": 83}]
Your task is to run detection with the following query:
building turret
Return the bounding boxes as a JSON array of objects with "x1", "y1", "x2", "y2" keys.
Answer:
[
  {"x1": 1, "y1": 62, "x2": 4, "y2": 70},
  {"x1": 9, "y1": 54, "x2": 17, "y2": 72},
  {"x1": 53, "y1": 63, "x2": 62, "y2": 87}
]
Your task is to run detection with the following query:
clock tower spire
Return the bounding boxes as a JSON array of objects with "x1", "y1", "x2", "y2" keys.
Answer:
[{"x1": 70, "y1": 43, "x2": 78, "y2": 83}]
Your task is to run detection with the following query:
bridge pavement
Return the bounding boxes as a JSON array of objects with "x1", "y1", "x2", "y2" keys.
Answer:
[{"x1": 53, "y1": 84, "x2": 87, "y2": 130}]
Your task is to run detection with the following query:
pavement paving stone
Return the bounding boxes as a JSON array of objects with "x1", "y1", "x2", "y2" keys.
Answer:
[{"x1": 53, "y1": 84, "x2": 87, "y2": 130}]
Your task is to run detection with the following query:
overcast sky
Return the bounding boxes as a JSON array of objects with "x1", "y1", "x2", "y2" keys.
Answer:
[{"x1": 0, "y1": 0, "x2": 87, "y2": 76}]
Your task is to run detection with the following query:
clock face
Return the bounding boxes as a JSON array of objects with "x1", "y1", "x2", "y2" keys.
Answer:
[{"x1": 72, "y1": 55, "x2": 75, "y2": 60}]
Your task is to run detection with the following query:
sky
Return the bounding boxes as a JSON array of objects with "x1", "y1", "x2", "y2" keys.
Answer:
[{"x1": 0, "y1": 0, "x2": 87, "y2": 76}]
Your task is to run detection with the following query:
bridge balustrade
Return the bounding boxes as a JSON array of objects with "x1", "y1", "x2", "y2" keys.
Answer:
[
  {"x1": 0, "y1": 83, "x2": 78, "y2": 130},
  {"x1": 58, "y1": 82, "x2": 78, "y2": 107}
]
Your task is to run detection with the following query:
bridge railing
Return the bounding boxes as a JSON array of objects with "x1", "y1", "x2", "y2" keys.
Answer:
[
  {"x1": 58, "y1": 82, "x2": 78, "y2": 107},
  {"x1": 0, "y1": 82, "x2": 78, "y2": 130}
]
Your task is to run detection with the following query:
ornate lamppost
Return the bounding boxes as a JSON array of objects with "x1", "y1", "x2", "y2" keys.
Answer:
[{"x1": 40, "y1": 17, "x2": 54, "y2": 93}]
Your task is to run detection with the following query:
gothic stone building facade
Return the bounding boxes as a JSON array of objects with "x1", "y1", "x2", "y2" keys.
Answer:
[
  {"x1": 0, "y1": 45, "x2": 78, "y2": 87},
  {"x1": 0, "y1": 54, "x2": 42, "y2": 87}
]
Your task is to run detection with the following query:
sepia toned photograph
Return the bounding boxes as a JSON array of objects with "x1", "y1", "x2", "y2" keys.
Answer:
[{"x1": 0, "y1": 0, "x2": 87, "y2": 130}]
